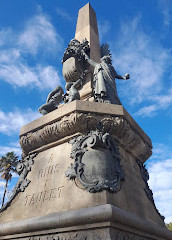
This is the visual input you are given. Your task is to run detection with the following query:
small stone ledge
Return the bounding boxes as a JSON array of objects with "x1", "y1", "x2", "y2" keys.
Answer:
[
  {"x1": 0, "y1": 204, "x2": 171, "y2": 240},
  {"x1": 20, "y1": 101, "x2": 152, "y2": 162}
]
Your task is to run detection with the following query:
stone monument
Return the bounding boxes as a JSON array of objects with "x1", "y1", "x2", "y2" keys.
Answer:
[{"x1": 0, "y1": 3, "x2": 172, "y2": 240}]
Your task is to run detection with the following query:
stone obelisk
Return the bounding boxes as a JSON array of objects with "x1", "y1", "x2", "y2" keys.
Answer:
[
  {"x1": 75, "y1": 3, "x2": 101, "y2": 63},
  {"x1": 75, "y1": 3, "x2": 101, "y2": 101},
  {"x1": 0, "y1": 3, "x2": 172, "y2": 240}
]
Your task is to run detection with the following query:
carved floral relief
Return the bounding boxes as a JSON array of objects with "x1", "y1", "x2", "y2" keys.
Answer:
[{"x1": 20, "y1": 112, "x2": 152, "y2": 164}]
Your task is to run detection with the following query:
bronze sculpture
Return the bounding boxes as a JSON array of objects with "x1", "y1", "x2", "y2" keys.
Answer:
[
  {"x1": 81, "y1": 44, "x2": 130, "y2": 104},
  {"x1": 38, "y1": 40, "x2": 130, "y2": 115},
  {"x1": 38, "y1": 86, "x2": 64, "y2": 115}
]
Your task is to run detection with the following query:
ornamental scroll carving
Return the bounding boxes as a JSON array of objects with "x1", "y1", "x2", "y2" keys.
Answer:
[
  {"x1": 20, "y1": 112, "x2": 152, "y2": 163},
  {"x1": 65, "y1": 127, "x2": 125, "y2": 193},
  {"x1": 0, "y1": 153, "x2": 37, "y2": 212}
]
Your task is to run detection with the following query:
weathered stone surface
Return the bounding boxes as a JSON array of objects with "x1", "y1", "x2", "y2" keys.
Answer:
[
  {"x1": 0, "y1": 101, "x2": 163, "y2": 227},
  {"x1": 0, "y1": 204, "x2": 172, "y2": 240},
  {"x1": 20, "y1": 101, "x2": 152, "y2": 163},
  {"x1": 0, "y1": 143, "x2": 106, "y2": 223},
  {"x1": 0, "y1": 4, "x2": 169, "y2": 240},
  {"x1": 74, "y1": 3, "x2": 101, "y2": 100},
  {"x1": 75, "y1": 3, "x2": 101, "y2": 63}
]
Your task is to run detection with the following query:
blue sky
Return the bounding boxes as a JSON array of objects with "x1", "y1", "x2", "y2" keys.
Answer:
[{"x1": 0, "y1": 0, "x2": 172, "y2": 223}]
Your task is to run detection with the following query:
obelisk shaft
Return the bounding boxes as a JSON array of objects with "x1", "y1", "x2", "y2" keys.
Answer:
[{"x1": 75, "y1": 3, "x2": 101, "y2": 62}]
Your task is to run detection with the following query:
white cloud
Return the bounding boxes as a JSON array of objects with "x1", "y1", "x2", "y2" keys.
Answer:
[
  {"x1": 150, "y1": 88, "x2": 172, "y2": 109},
  {"x1": 98, "y1": 20, "x2": 111, "y2": 43},
  {"x1": 153, "y1": 190, "x2": 172, "y2": 223},
  {"x1": 36, "y1": 65, "x2": 61, "y2": 89},
  {"x1": 158, "y1": 0, "x2": 172, "y2": 26},
  {"x1": 162, "y1": 9, "x2": 172, "y2": 26},
  {"x1": 0, "y1": 13, "x2": 63, "y2": 89},
  {"x1": 0, "y1": 145, "x2": 22, "y2": 156},
  {"x1": 9, "y1": 142, "x2": 20, "y2": 148},
  {"x1": 112, "y1": 16, "x2": 172, "y2": 116},
  {"x1": 0, "y1": 63, "x2": 38, "y2": 87},
  {"x1": 134, "y1": 88, "x2": 172, "y2": 117},
  {"x1": 148, "y1": 159, "x2": 172, "y2": 191},
  {"x1": 0, "y1": 29, "x2": 14, "y2": 47},
  {"x1": 18, "y1": 14, "x2": 63, "y2": 55},
  {"x1": 148, "y1": 159, "x2": 172, "y2": 223},
  {"x1": 151, "y1": 143, "x2": 172, "y2": 161},
  {"x1": 0, "y1": 141, "x2": 22, "y2": 158},
  {"x1": 0, "y1": 182, "x2": 5, "y2": 189},
  {"x1": 134, "y1": 105, "x2": 157, "y2": 117},
  {"x1": 114, "y1": 17, "x2": 170, "y2": 100},
  {"x1": 0, "y1": 49, "x2": 20, "y2": 63},
  {"x1": 56, "y1": 7, "x2": 72, "y2": 22},
  {"x1": 0, "y1": 62, "x2": 60, "y2": 88},
  {"x1": 0, "y1": 109, "x2": 40, "y2": 135}
]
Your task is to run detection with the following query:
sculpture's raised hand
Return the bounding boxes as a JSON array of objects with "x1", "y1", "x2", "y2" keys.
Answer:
[{"x1": 124, "y1": 73, "x2": 130, "y2": 80}]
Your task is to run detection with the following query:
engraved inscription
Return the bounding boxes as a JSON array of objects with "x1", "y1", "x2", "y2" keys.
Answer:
[
  {"x1": 25, "y1": 186, "x2": 64, "y2": 206},
  {"x1": 48, "y1": 154, "x2": 54, "y2": 163},
  {"x1": 38, "y1": 164, "x2": 60, "y2": 179},
  {"x1": 44, "y1": 179, "x2": 49, "y2": 188}
]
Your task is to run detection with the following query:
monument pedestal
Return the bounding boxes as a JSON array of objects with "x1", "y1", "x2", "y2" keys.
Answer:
[
  {"x1": 0, "y1": 204, "x2": 172, "y2": 240},
  {"x1": 1, "y1": 3, "x2": 171, "y2": 240},
  {"x1": 0, "y1": 101, "x2": 172, "y2": 240}
]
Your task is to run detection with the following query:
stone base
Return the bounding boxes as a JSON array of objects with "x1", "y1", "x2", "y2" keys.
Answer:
[
  {"x1": 0, "y1": 101, "x2": 169, "y2": 240},
  {"x1": 0, "y1": 204, "x2": 172, "y2": 240}
]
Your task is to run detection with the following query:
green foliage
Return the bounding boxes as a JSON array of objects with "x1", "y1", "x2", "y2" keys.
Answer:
[
  {"x1": 166, "y1": 222, "x2": 172, "y2": 231},
  {"x1": 0, "y1": 152, "x2": 19, "y2": 207}
]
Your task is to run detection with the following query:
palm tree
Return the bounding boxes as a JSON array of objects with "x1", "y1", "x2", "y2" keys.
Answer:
[{"x1": 0, "y1": 152, "x2": 19, "y2": 207}]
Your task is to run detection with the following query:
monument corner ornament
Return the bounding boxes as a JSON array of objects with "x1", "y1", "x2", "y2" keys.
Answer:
[{"x1": 0, "y1": 3, "x2": 172, "y2": 240}]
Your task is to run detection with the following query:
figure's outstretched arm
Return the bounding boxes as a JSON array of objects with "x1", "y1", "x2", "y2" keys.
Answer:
[
  {"x1": 81, "y1": 50, "x2": 97, "y2": 67},
  {"x1": 114, "y1": 69, "x2": 130, "y2": 80}
]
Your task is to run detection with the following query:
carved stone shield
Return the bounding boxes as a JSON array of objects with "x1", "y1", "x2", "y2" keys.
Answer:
[{"x1": 65, "y1": 130, "x2": 125, "y2": 193}]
